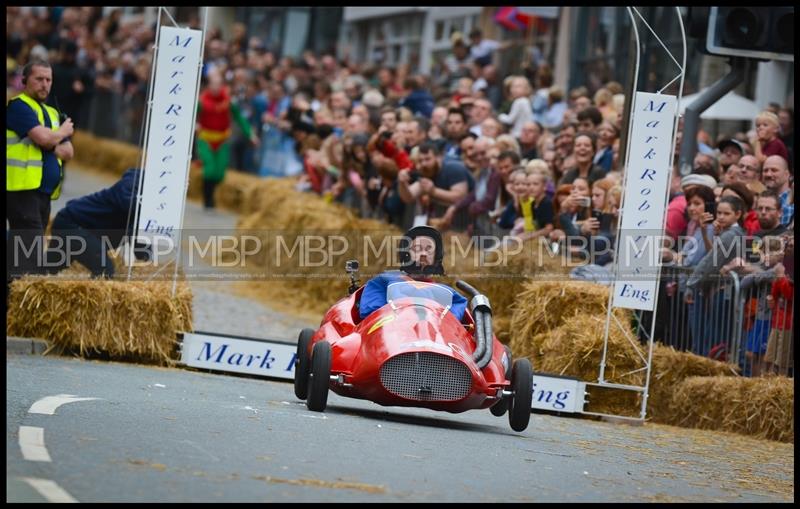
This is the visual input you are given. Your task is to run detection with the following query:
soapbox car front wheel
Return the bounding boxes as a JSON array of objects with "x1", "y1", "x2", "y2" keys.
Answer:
[
  {"x1": 490, "y1": 345, "x2": 514, "y2": 417},
  {"x1": 306, "y1": 341, "x2": 332, "y2": 412},
  {"x1": 508, "y1": 358, "x2": 533, "y2": 432},
  {"x1": 294, "y1": 328, "x2": 315, "y2": 400}
]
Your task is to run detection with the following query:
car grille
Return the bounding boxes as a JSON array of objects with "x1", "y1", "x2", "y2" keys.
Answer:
[{"x1": 379, "y1": 352, "x2": 472, "y2": 401}]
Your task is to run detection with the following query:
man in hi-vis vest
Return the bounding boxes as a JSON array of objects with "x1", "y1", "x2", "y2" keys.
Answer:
[{"x1": 7, "y1": 59, "x2": 74, "y2": 289}]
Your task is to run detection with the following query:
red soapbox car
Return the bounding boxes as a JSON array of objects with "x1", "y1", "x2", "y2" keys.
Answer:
[{"x1": 293, "y1": 261, "x2": 533, "y2": 432}]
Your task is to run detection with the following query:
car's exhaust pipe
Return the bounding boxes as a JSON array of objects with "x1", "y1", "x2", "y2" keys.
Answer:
[{"x1": 456, "y1": 280, "x2": 493, "y2": 369}]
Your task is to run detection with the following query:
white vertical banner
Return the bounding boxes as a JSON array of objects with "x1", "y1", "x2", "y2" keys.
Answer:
[
  {"x1": 612, "y1": 92, "x2": 677, "y2": 311},
  {"x1": 137, "y1": 26, "x2": 203, "y2": 246}
]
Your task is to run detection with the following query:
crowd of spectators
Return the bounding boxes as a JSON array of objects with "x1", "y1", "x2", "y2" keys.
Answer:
[{"x1": 6, "y1": 7, "x2": 794, "y2": 373}]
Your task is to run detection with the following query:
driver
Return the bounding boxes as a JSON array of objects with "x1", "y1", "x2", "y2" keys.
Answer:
[{"x1": 358, "y1": 226, "x2": 468, "y2": 321}]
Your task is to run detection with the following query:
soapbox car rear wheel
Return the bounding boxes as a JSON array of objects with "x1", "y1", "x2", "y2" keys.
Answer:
[
  {"x1": 508, "y1": 358, "x2": 533, "y2": 432},
  {"x1": 294, "y1": 328, "x2": 315, "y2": 400},
  {"x1": 490, "y1": 345, "x2": 514, "y2": 417},
  {"x1": 306, "y1": 341, "x2": 332, "y2": 412}
]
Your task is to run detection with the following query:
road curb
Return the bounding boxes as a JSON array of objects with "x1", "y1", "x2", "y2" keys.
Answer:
[{"x1": 6, "y1": 337, "x2": 49, "y2": 355}]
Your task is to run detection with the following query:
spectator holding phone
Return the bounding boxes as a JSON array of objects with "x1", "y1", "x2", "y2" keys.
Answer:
[
  {"x1": 397, "y1": 141, "x2": 472, "y2": 227},
  {"x1": 663, "y1": 182, "x2": 717, "y2": 266},
  {"x1": 579, "y1": 178, "x2": 615, "y2": 265},
  {"x1": 550, "y1": 177, "x2": 591, "y2": 255}
]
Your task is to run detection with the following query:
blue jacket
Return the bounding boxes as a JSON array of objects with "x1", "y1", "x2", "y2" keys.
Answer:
[
  {"x1": 56, "y1": 168, "x2": 140, "y2": 248},
  {"x1": 359, "y1": 271, "x2": 468, "y2": 321},
  {"x1": 399, "y1": 90, "x2": 435, "y2": 119}
]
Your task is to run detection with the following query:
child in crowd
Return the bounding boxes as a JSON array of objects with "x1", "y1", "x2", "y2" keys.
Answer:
[
  {"x1": 498, "y1": 169, "x2": 554, "y2": 243},
  {"x1": 498, "y1": 76, "x2": 534, "y2": 138}
]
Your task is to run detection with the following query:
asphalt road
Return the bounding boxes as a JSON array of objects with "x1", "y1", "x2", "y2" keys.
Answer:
[{"x1": 6, "y1": 353, "x2": 793, "y2": 503}]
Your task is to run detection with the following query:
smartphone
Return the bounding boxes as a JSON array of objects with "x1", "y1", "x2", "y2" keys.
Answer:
[
  {"x1": 705, "y1": 200, "x2": 717, "y2": 217},
  {"x1": 599, "y1": 213, "x2": 614, "y2": 232},
  {"x1": 578, "y1": 197, "x2": 592, "y2": 208}
]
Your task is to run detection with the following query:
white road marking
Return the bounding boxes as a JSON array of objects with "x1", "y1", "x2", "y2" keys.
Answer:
[
  {"x1": 19, "y1": 477, "x2": 78, "y2": 503},
  {"x1": 28, "y1": 394, "x2": 101, "y2": 415},
  {"x1": 19, "y1": 426, "x2": 51, "y2": 462}
]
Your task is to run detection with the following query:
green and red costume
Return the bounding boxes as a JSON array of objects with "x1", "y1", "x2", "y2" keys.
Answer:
[{"x1": 196, "y1": 85, "x2": 252, "y2": 208}]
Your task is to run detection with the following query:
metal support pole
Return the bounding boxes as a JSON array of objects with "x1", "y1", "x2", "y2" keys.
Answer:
[{"x1": 678, "y1": 57, "x2": 748, "y2": 176}]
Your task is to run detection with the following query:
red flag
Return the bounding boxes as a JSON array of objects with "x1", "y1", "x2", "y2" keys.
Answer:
[
  {"x1": 494, "y1": 7, "x2": 526, "y2": 31},
  {"x1": 515, "y1": 10, "x2": 533, "y2": 29}
]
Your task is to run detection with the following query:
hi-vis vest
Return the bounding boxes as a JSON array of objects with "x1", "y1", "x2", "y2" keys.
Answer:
[{"x1": 6, "y1": 92, "x2": 63, "y2": 199}]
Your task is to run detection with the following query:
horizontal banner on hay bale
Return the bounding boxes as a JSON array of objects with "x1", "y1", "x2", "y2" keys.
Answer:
[
  {"x1": 179, "y1": 331, "x2": 587, "y2": 413},
  {"x1": 179, "y1": 332, "x2": 297, "y2": 379}
]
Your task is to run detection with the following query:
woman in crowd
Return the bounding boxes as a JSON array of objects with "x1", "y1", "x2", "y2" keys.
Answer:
[
  {"x1": 661, "y1": 183, "x2": 718, "y2": 352},
  {"x1": 558, "y1": 132, "x2": 607, "y2": 186},
  {"x1": 593, "y1": 120, "x2": 618, "y2": 173}
]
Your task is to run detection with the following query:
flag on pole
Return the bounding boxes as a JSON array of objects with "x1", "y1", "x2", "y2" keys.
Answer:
[{"x1": 494, "y1": 7, "x2": 529, "y2": 31}]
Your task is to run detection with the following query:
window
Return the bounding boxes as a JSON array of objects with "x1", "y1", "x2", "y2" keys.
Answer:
[
  {"x1": 366, "y1": 13, "x2": 424, "y2": 68},
  {"x1": 435, "y1": 21, "x2": 445, "y2": 41}
]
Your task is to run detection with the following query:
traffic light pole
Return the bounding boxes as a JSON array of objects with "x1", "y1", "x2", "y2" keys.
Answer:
[{"x1": 678, "y1": 56, "x2": 748, "y2": 176}]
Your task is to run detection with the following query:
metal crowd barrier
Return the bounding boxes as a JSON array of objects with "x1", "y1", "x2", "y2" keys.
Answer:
[{"x1": 657, "y1": 265, "x2": 793, "y2": 377}]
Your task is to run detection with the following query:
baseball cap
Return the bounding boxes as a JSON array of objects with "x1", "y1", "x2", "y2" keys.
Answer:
[
  {"x1": 718, "y1": 138, "x2": 745, "y2": 155},
  {"x1": 361, "y1": 89, "x2": 385, "y2": 108},
  {"x1": 681, "y1": 174, "x2": 717, "y2": 190}
]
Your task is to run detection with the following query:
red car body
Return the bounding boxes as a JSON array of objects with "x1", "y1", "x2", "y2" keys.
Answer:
[{"x1": 306, "y1": 286, "x2": 510, "y2": 413}]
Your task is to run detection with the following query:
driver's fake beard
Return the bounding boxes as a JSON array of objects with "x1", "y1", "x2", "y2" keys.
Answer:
[{"x1": 401, "y1": 262, "x2": 441, "y2": 277}]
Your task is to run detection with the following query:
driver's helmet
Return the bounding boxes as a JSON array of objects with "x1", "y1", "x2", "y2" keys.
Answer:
[{"x1": 399, "y1": 225, "x2": 445, "y2": 276}]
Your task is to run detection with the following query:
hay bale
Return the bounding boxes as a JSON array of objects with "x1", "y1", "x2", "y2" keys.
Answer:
[
  {"x1": 508, "y1": 280, "x2": 631, "y2": 356},
  {"x1": 526, "y1": 313, "x2": 645, "y2": 416},
  {"x1": 6, "y1": 267, "x2": 192, "y2": 365},
  {"x1": 72, "y1": 130, "x2": 141, "y2": 177},
  {"x1": 667, "y1": 376, "x2": 794, "y2": 443},
  {"x1": 226, "y1": 179, "x2": 401, "y2": 313},
  {"x1": 443, "y1": 236, "x2": 573, "y2": 343},
  {"x1": 211, "y1": 169, "x2": 265, "y2": 213},
  {"x1": 647, "y1": 344, "x2": 739, "y2": 422}
]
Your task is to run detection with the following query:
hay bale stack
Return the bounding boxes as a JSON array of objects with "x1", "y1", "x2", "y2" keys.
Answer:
[
  {"x1": 6, "y1": 270, "x2": 192, "y2": 365},
  {"x1": 444, "y1": 237, "x2": 573, "y2": 343},
  {"x1": 647, "y1": 345, "x2": 739, "y2": 422},
  {"x1": 214, "y1": 170, "x2": 266, "y2": 213},
  {"x1": 72, "y1": 130, "x2": 141, "y2": 177},
  {"x1": 228, "y1": 181, "x2": 401, "y2": 315},
  {"x1": 532, "y1": 314, "x2": 643, "y2": 416},
  {"x1": 536, "y1": 314, "x2": 644, "y2": 383},
  {"x1": 667, "y1": 376, "x2": 794, "y2": 443},
  {"x1": 508, "y1": 280, "x2": 630, "y2": 356}
]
